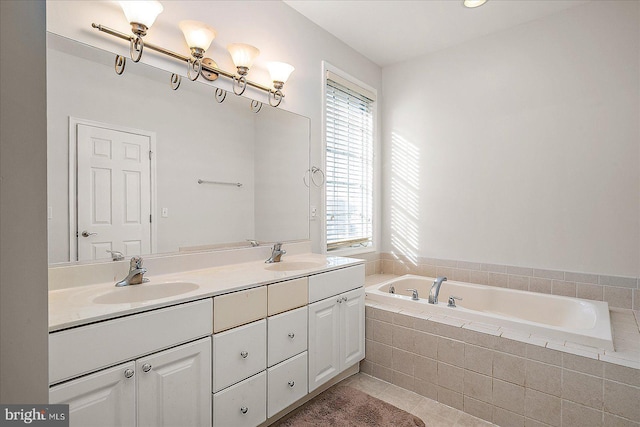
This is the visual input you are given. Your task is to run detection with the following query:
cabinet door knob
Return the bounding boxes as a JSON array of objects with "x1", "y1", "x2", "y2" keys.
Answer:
[
  {"x1": 288, "y1": 332, "x2": 295, "y2": 339},
  {"x1": 142, "y1": 363, "x2": 152, "y2": 373},
  {"x1": 240, "y1": 351, "x2": 248, "y2": 359},
  {"x1": 337, "y1": 298, "x2": 343, "y2": 303},
  {"x1": 288, "y1": 380, "x2": 295, "y2": 388},
  {"x1": 240, "y1": 406, "x2": 248, "y2": 414},
  {"x1": 124, "y1": 369, "x2": 134, "y2": 378}
]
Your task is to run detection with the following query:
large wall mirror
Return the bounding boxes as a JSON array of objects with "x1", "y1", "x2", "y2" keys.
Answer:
[{"x1": 47, "y1": 33, "x2": 310, "y2": 264}]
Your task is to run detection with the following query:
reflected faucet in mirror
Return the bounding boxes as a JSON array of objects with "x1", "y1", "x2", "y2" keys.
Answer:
[{"x1": 106, "y1": 250, "x2": 125, "y2": 261}]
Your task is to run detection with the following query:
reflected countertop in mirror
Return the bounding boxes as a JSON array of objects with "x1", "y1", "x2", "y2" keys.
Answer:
[{"x1": 46, "y1": 33, "x2": 310, "y2": 265}]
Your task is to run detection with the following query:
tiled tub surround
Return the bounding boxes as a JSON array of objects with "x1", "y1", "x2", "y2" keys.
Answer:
[
  {"x1": 362, "y1": 276, "x2": 640, "y2": 427},
  {"x1": 353, "y1": 252, "x2": 640, "y2": 311},
  {"x1": 367, "y1": 275, "x2": 614, "y2": 351}
]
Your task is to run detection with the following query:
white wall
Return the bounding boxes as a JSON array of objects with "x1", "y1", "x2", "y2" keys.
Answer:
[
  {"x1": 0, "y1": 0, "x2": 49, "y2": 403},
  {"x1": 381, "y1": 0, "x2": 639, "y2": 277},
  {"x1": 47, "y1": 0, "x2": 383, "y2": 254}
]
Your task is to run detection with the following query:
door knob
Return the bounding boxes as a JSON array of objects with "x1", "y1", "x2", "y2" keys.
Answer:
[{"x1": 81, "y1": 231, "x2": 97, "y2": 237}]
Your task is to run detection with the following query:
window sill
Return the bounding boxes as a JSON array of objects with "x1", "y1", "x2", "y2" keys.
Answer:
[{"x1": 326, "y1": 246, "x2": 377, "y2": 258}]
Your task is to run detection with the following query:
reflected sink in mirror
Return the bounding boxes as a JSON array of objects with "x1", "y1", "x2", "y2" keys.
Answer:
[
  {"x1": 264, "y1": 261, "x2": 325, "y2": 272},
  {"x1": 93, "y1": 282, "x2": 199, "y2": 304}
]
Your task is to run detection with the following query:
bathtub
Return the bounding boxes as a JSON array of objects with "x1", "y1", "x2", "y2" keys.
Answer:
[{"x1": 366, "y1": 275, "x2": 614, "y2": 351}]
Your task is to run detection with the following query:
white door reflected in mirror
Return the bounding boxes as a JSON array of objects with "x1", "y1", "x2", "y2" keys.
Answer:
[{"x1": 76, "y1": 123, "x2": 153, "y2": 261}]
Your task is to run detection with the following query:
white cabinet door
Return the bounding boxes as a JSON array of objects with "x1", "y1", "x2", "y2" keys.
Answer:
[
  {"x1": 137, "y1": 337, "x2": 211, "y2": 427},
  {"x1": 308, "y1": 296, "x2": 341, "y2": 392},
  {"x1": 341, "y1": 287, "x2": 365, "y2": 368},
  {"x1": 49, "y1": 362, "x2": 136, "y2": 427}
]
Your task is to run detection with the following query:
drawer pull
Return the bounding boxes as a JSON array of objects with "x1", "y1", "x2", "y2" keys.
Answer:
[
  {"x1": 240, "y1": 406, "x2": 248, "y2": 414},
  {"x1": 124, "y1": 369, "x2": 134, "y2": 379},
  {"x1": 288, "y1": 332, "x2": 295, "y2": 339},
  {"x1": 240, "y1": 351, "x2": 249, "y2": 359},
  {"x1": 142, "y1": 363, "x2": 152, "y2": 373},
  {"x1": 288, "y1": 380, "x2": 295, "y2": 388}
]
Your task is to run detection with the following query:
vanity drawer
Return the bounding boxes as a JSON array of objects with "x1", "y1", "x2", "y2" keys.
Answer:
[
  {"x1": 214, "y1": 286, "x2": 267, "y2": 333},
  {"x1": 212, "y1": 319, "x2": 266, "y2": 392},
  {"x1": 267, "y1": 277, "x2": 308, "y2": 315},
  {"x1": 267, "y1": 351, "x2": 308, "y2": 418},
  {"x1": 213, "y1": 371, "x2": 266, "y2": 427},
  {"x1": 308, "y1": 264, "x2": 365, "y2": 303},
  {"x1": 267, "y1": 306, "x2": 307, "y2": 367},
  {"x1": 49, "y1": 299, "x2": 213, "y2": 384}
]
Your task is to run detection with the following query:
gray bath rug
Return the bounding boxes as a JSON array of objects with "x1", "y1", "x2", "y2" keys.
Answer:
[{"x1": 271, "y1": 384, "x2": 426, "y2": 427}]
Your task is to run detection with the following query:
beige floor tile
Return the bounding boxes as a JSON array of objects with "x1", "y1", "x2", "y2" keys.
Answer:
[
  {"x1": 455, "y1": 412, "x2": 494, "y2": 427},
  {"x1": 346, "y1": 373, "x2": 496, "y2": 426},
  {"x1": 345, "y1": 372, "x2": 391, "y2": 397},
  {"x1": 413, "y1": 397, "x2": 463, "y2": 423},
  {"x1": 377, "y1": 382, "x2": 424, "y2": 413}
]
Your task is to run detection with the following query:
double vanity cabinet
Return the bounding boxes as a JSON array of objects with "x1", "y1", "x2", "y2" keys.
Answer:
[{"x1": 48, "y1": 261, "x2": 365, "y2": 427}]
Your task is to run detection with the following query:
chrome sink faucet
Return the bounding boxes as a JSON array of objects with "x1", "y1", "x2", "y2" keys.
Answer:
[
  {"x1": 115, "y1": 256, "x2": 149, "y2": 287},
  {"x1": 428, "y1": 276, "x2": 447, "y2": 304},
  {"x1": 265, "y1": 242, "x2": 286, "y2": 263}
]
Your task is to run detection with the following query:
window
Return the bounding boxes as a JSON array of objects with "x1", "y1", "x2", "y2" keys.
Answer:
[{"x1": 324, "y1": 69, "x2": 375, "y2": 252}]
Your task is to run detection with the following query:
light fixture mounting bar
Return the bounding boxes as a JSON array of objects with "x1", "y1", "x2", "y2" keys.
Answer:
[{"x1": 91, "y1": 23, "x2": 279, "y2": 97}]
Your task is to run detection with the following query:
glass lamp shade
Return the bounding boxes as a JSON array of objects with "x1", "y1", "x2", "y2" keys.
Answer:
[
  {"x1": 227, "y1": 43, "x2": 260, "y2": 69},
  {"x1": 267, "y1": 62, "x2": 295, "y2": 85},
  {"x1": 463, "y1": 0, "x2": 487, "y2": 8},
  {"x1": 119, "y1": 1, "x2": 164, "y2": 28},
  {"x1": 178, "y1": 20, "x2": 217, "y2": 52}
]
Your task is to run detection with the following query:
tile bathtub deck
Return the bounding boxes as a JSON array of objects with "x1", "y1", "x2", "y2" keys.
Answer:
[
  {"x1": 341, "y1": 372, "x2": 494, "y2": 427},
  {"x1": 366, "y1": 274, "x2": 640, "y2": 369}
]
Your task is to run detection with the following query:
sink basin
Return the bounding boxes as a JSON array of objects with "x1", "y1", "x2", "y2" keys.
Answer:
[
  {"x1": 93, "y1": 282, "x2": 199, "y2": 304},
  {"x1": 265, "y1": 261, "x2": 325, "y2": 272}
]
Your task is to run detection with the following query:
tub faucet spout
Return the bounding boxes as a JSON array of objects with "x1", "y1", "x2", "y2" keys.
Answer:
[{"x1": 428, "y1": 276, "x2": 447, "y2": 304}]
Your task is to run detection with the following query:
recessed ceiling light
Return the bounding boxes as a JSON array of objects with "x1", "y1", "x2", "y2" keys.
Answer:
[{"x1": 463, "y1": 0, "x2": 488, "y2": 8}]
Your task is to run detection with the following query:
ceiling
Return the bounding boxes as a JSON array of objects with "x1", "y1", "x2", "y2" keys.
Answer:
[{"x1": 284, "y1": 0, "x2": 588, "y2": 67}]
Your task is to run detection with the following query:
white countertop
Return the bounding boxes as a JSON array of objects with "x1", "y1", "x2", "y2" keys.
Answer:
[{"x1": 49, "y1": 253, "x2": 363, "y2": 332}]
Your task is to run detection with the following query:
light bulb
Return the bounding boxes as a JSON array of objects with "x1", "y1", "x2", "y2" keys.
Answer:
[{"x1": 463, "y1": 0, "x2": 488, "y2": 8}]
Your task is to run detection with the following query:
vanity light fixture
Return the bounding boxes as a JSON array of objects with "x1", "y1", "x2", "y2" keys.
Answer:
[
  {"x1": 118, "y1": 0, "x2": 163, "y2": 62},
  {"x1": 267, "y1": 62, "x2": 295, "y2": 107},
  {"x1": 463, "y1": 0, "x2": 488, "y2": 8},
  {"x1": 92, "y1": 1, "x2": 292, "y2": 109},
  {"x1": 179, "y1": 20, "x2": 217, "y2": 81},
  {"x1": 227, "y1": 43, "x2": 260, "y2": 95}
]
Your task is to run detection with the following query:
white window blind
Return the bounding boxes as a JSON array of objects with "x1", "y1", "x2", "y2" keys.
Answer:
[{"x1": 325, "y1": 76, "x2": 374, "y2": 251}]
